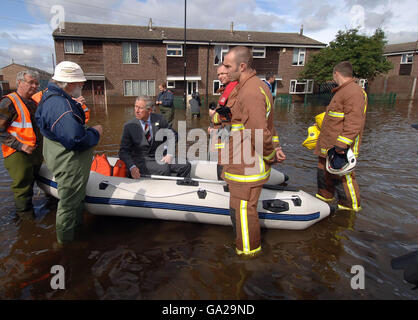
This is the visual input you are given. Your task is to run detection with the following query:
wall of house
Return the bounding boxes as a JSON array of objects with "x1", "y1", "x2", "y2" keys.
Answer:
[
  {"x1": 368, "y1": 54, "x2": 417, "y2": 99},
  {"x1": 368, "y1": 75, "x2": 418, "y2": 100},
  {"x1": 1, "y1": 64, "x2": 51, "y2": 91},
  {"x1": 276, "y1": 47, "x2": 320, "y2": 95},
  {"x1": 384, "y1": 54, "x2": 418, "y2": 77},
  {"x1": 103, "y1": 41, "x2": 167, "y2": 105}
]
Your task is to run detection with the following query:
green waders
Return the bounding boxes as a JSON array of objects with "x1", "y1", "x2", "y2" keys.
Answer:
[
  {"x1": 159, "y1": 105, "x2": 175, "y2": 125},
  {"x1": 3, "y1": 147, "x2": 43, "y2": 213},
  {"x1": 43, "y1": 137, "x2": 94, "y2": 244}
]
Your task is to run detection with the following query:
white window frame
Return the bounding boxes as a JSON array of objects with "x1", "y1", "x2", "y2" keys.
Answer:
[
  {"x1": 64, "y1": 40, "x2": 83, "y2": 54},
  {"x1": 292, "y1": 48, "x2": 306, "y2": 66},
  {"x1": 167, "y1": 81, "x2": 175, "y2": 89},
  {"x1": 122, "y1": 42, "x2": 139, "y2": 64},
  {"x1": 123, "y1": 80, "x2": 155, "y2": 96},
  {"x1": 213, "y1": 80, "x2": 221, "y2": 95},
  {"x1": 289, "y1": 79, "x2": 314, "y2": 94},
  {"x1": 167, "y1": 44, "x2": 183, "y2": 57},
  {"x1": 401, "y1": 53, "x2": 413, "y2": 64},
  {"x1": 252, "y1": 46, "x2": 266, "y2": 58},
  {"x1": 214, "y1": 45, "x2": 229, "y2": 65}
]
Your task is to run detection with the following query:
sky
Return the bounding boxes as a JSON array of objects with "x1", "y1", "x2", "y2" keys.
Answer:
[{"x1": 0, "y1": 0, "x2": 417, "y2": 73}]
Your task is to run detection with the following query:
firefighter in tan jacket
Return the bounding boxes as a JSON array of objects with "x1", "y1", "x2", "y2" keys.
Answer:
[
  {"x1": 315, "y1": 61, "x2": 367, "y2": 212},
  {"x1": 222, "y1": 46, "x2": 285, "y2": 256}
]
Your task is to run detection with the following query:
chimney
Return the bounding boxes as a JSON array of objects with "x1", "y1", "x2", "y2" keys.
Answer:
[
  {"x1": 230, "y1": 22, "x2": 234, "y2": 34},
  {"x1": 148, "y1": 18, "x2": 153, "y2": 31},
  {"x1": 299, "y1": 24, "x2": 304, "y2": 35}
]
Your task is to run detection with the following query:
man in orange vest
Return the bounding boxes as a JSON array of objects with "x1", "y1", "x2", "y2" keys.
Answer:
[
  {"x1": 32, "y1": 89, "x2": 90, "y2": 122},
  {"x1": 0, "y1": 70, "x2": 43, "y2": 219}
]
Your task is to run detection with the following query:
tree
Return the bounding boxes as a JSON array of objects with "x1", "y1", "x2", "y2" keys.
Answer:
[{"x1": 300, "y1": 28, "x2": 393, "y2": 84}]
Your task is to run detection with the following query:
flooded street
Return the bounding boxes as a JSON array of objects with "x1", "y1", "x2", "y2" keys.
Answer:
[{"x1": 0, "y1": 100, "x2": 417, "y2": 300}]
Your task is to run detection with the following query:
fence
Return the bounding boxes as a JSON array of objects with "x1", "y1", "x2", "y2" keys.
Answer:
[{"x1": 274, "y1": 92, "x2": 397, "y2": 108}]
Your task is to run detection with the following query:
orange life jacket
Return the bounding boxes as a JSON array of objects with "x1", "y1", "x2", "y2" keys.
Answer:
[
  {"x1": 31, "y1": 89, "x2": 90, "y2": 123},
  {"x1": 91, "y1": 154, "x2": 127, "y2": 178},
  {"x1": 1, "y1": 92, "x2": 37, "y2": 158}
]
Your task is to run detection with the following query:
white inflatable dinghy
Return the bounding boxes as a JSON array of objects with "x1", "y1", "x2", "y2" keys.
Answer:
[{"x1": 36, "y1": 158, "x2": 331, "y2": 230}]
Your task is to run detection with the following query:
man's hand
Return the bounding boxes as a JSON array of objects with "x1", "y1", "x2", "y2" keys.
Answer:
[
  {"x1": 209, "y1": 109, "x2": 216, "y2": 117},
  {"x1": 275, "y1": 147, "x2": 286, "y2": 163},
  {"x1": 130, "y1": 166, "x2": 141, "y2": 179},
  {"x1": 21, "y1": 144, "x2": 36, "y2": 154},
  {"x1": 161, "y1": 154, "x2": 172, "y2": 164},
  {"x1": 73, "y1": 96, "x2": 86, "y2": 105},
  {"x1": 92, "y1": 125, "x2": 103, "y2": 136}
]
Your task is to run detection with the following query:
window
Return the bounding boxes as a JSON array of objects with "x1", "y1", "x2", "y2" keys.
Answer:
[
  {"x1": 64, "y1": 40, "x2": 83, "y2": 54},
  {"x1": 252, "y1": 47, "x2": 266, "y2": 58},
  {"x1": 214, "y1": 45, "x2": 229, "y2": 65},
  {"x1": 289, "y1": 79, "x2": 314, "y2": 94},
  {"x1": 122, "y1": 42, "x2": 138, "y2": 64},
  {"x1": 292, "y1": 48, "x2": 306, "y2": 66},
  {"x1": 401, "y1": 53, "x2": 413, "y2": 64},
  {"x1": 167, "y1": 44, "x2": 183, "y2": 57},
  {"x1": 124, "y1": 80, "x2": 155, "y2": 96},
  {"x1": 167, "y1": 81, "x2": 175, "y2": 89},
  {"x1": 213, "y1": 80, "x2": 221, "y2": 95}
]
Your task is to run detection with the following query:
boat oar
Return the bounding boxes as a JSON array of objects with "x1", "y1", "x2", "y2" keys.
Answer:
[{"x1": 140, "y1": 174, "x2": 226, "y2": 185}]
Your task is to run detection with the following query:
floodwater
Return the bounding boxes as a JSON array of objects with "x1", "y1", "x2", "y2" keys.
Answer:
[{"x1": 0, "y1": 99, "x2": 417, "y2": 300}]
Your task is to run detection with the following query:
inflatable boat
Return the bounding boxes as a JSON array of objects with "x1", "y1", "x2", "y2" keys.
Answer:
[{"x1": 36, "y1": 158, "x2": 331, "y2": 230}]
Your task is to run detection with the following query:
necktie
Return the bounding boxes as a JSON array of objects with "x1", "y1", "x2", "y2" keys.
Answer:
[{"x1": 144, "y1": 122, "x2": 152, "y2": 144}]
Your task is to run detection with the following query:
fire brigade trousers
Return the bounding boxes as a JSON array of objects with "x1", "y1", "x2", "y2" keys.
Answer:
[
  {"x1": 4, "y1": 148, "x2": 43, "y2": 213},
  {"x1": 316, "y1": 157, "x2": 361, "y2": 211},
  {"x1": 228, "y1": 183, "x2": 263, "y2": 255},
  {"x1": 43, "y1": 137, "x2": 94, "y2": 244}
]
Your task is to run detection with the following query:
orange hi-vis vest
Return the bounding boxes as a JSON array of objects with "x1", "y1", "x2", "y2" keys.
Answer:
[
  {"x1": 31, "y1": 90, "x2": 90, "y2": 123},
  {"x1": 1, "y1": 92, "x2": 37, "y2": 158}
]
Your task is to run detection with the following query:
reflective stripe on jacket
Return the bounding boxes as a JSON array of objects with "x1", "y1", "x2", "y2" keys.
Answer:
[{"x1": 1, "y1": 92, "x2": 36, "y2": 158}]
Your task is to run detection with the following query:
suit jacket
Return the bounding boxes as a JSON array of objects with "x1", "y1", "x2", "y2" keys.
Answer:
[{"x1": 119, "y1": 113, "x2": 177, "y2": 169}]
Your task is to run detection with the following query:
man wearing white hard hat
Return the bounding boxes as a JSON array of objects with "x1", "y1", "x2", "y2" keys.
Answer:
[{"x1": 36, "y1": 61, "x2": 103, "y2": 246}]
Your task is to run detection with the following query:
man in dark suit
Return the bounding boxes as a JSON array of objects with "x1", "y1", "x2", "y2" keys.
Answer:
[{"x1": 119, "y1": 96, "x2": 191, "y2": 178}]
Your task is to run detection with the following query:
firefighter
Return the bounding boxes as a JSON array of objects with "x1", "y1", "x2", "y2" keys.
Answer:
[
  {"x1": 221, "y1": 46, "x2": 286, "y2": 256},
  {"x1": 315, "y1": 61, "x2": 367, "y2": 212}
]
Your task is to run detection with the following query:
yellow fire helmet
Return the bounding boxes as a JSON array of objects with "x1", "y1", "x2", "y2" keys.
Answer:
[
  {"x1": 315, "y1": 112, "x2": 325, "y2": 130},
  {"x1": 302, "y1": 124, "x2": 320, "y2": 150}
]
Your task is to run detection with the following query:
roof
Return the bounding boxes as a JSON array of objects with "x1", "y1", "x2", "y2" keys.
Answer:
[
  {"x1": 384, "y1": 41, "x2": 418, "y2": 55},
  {"x1": 53, "y1": 22, "x2": 326, "y2": 47},
  {"x1": 1, "y1": 63, "x2": 52, "y2": 75}
]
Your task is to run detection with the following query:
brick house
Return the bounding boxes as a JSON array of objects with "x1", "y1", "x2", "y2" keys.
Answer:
[
  {"x1": 53, "y1": 22, "x2": 326, "y2": 106},
  {"x1": 368, "y1": 41, "x2": 418, "y2": 100},
  {"x1": 0, "y1": 63, "x2": 52, "y2": 92}
]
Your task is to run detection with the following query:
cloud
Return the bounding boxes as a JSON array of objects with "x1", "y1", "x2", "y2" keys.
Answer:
[{"x1": 0, "y1": 22, "x2": 54, "y2": 72}]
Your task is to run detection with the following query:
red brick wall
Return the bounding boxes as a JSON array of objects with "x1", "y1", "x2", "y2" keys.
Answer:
[
  {"x1": 368, "y1": 75, "x2": 417, "y2": 100},
  {"x1": 1, "y1": 64, "x2": 51, "y2": 91},
  {"x1": 103, "y1": 42, "x2": 166, "y2": 105},
  {"x1": 277, "y1": 47, "x2": 321, "y2": 94},
  {"x1": 385, "y1": 54, "x2": 418, "y2": 77}
]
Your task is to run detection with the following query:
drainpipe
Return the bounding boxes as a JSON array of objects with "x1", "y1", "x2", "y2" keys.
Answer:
[{"x1": 206, "y1": 44, "x2": 209, "y2": 108}]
